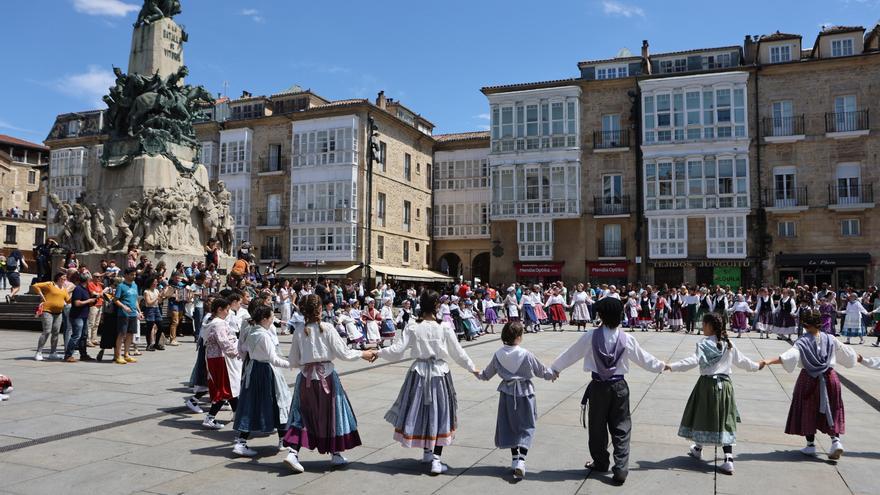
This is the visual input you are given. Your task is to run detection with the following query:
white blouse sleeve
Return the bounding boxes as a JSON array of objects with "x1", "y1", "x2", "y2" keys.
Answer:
[
  {"x1": 627, "y1": 335, "x2": 665, "y2": 373},
  {"x1": 256, "y1": 332, "x2": 290, "y2": 369},
  {"x1": 730, "y1": 345, "x2": 760, "y2": 372},
  {"x1": 551, "y1": 331, "x2": 590, "y2": 374},
  {"x1": 833, "y1": 338, "x2": 858, "y2": 368},
  {"x1": 377, "y1": 325, "x2": 412, "y2": 362},
  {"x1": 326, "y1": 323, "x2": 362, "y2": 362},
  {"x1": 668, "y1": 343, "x2": 699, "y2": 372},
  {"x1": 779, "y1": 347, "x2": 801, "y2": 373},
  {"x1": 860, "y1": 356, "x2": 880, "y2": 370},
  {"x1": 287, "y1": 335, "x2": 302, "y2": 370}
]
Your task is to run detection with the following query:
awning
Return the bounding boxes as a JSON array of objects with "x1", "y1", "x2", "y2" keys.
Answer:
[
  {"x1": 371, "y1": 264, "x2": 454, "y2": 283},
  {"x1": 277, "y1": 264, "x2": 360, "y2": 278},
  {"x1": 775, "y1": 253, "x2": 871, "y2": 267}
]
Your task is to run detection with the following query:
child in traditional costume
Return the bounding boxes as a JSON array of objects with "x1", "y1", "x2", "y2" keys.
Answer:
[
  {"x1": 379, "y1": 297, "x2": 396, "y2": 347},
  {"x1": 773, "y1": 288, "x2": 799, "y2": 340},
  {"x1": 730, "y1": 294, "x2": 754, "y2": 338},
  {"x1": 819, "y1": 293, "x2": 837, "y2": 336},
  {"x1": 570, "y1": 283, "x2": 593, "y2": 332},
  {"x1": 338, "y1": 302, "x2": 364, "y2": 349},
  {"x1": 395, "y1": 299, "x2": 414, "y2": 332},
  {"x1": 361, "y1": 298, "x2": 381, "y2": 345},
  {"x1": 503, "y1": 288, "x2": 520, "y2": 323},
  {"x1": 839, "y1": 293, "x2": 876, "y2": 345},
  {"x1": 202, "y1": 298, "x2": 242, "y2": 430},
  {"x1": 282, "y1": 294, "x2": 372, "y2": 473},
  {"x1": 695, "y1": 289, "x2": 712, "y2": 333},
  {"x1": 374, "y1": 290, "x2": 478, "y2": 476},
  {"x1": 755, "y1": 288, "x2": 775, "y2": 339},
  {"x1": 481, "y1": 293, "x2": 499, "y2": 333},
  {"x1": 666, "y1": 313, "x2": 762, "y2": 475},
  {"x1": 478, "y1": 321, "x2": 555, "y2": 479},
  {"x1": 667, "y1": 288, "x2": 685, "y2": 333},
  {"x1": 232, "y1": 305, "x2": 292, "y2": 457},
  {"x1": 638, "y1": 291, "x2": 652, "y2": 331},
  {"x1": 762, "y1": 309, "x2": 858, "y2": 460},
  {"x1": 545, "y1": 288, "x2": 568, "y2": 332},
  {"x1": 461, "y1": 300, "x2": 482, "y2": 340},
  {"x1": 624, "y1": 292, "x2": 639, "y2": 330},
  {"x1": 551, "y1": 297, "x2": 667, "y2": 485},
  {"x1": 521, "y1": 288, "x2": 540, "y2": 333},
  {"x1": 533, "y1": 286, "x2": 548, "y2": 324}
]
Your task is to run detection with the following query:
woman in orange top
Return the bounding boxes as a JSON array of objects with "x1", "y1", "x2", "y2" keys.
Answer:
[
  {"x1": 33, "y1": 272, "x2": 72, "y2": 361},
  {"x1": 86, "y1": 276, "x2": 104, "y2": 346}
]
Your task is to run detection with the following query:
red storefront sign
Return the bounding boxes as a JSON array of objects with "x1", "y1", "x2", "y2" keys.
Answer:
[
  {"x1": 588, "y1": 262, "x2": 628, "y2": 278},
  {"x1": 515, "y1": 262, "x2": 564, "y2": 277}
]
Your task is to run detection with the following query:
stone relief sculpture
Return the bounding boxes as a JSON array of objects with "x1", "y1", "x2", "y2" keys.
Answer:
[{"x1": 135, "y1": 0, "x2": 182, "y2": 27}]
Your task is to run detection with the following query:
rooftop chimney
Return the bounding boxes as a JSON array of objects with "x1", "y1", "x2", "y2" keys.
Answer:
[
  {"x1": 641, "y1": 40, "x2": 651, "y2": 74},
  {"x1": 743, "y1": 34, "x2": 756, "y2": 64},
  {"x1": 241, "y1": 90, "x2": 252, "y2": 98},
  {"x1": 376, "y1": 90, "x2": 387, "y2": 109}
]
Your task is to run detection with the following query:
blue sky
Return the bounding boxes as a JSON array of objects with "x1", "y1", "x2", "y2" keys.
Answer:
[{"x1": 1, "y1": 0, "x2": 878, "y2": 143}]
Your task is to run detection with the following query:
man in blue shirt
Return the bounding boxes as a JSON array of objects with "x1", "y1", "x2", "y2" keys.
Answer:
[{"x1": 114, "y1": 268, "x2": 141, "y2": 365}]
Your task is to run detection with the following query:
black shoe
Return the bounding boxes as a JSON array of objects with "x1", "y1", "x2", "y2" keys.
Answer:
[
  {"x1": 80, "y1": 354, "x2": 95, "y2": 362},
  {"x1": 146, "y1": 345, "x2": 156, "y2": 352},
  {"x1": 96, "y1": 350, "x2": 104, "y2": 361},
  {"x1": 611, "y1": 468, "x2": 628, "y2": 485},
  {"x1": 584, "y1": 460, "x2": 609, "y2": 473},
  {"x1": 156, "y1": 344, "x2": 166, "y2": 351}
]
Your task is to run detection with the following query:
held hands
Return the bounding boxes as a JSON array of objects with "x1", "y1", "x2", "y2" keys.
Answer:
[
  {"x1": 360, "y1": 350, "x2": 379, "y2": 363},
  {"x1": 663, "y1": 364, "x2": 672, "y2": 372},
  {"x1": 758, "y1": 360, "x2": 766, "y2": 370},
  {"x1": 471, "y1": 370, "x2": 482, "y2": 379},
  {"x1": 858, "y1": 354, "x2": 864, "y2": 363}
]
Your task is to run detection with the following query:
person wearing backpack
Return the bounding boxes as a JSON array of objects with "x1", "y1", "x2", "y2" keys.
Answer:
[{"x1": 6, "y1": 249, "x2": 27, "y2": 303}]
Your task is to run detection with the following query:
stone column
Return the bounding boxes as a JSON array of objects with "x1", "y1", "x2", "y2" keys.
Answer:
[{"x1": 128, "y1": 18, "x2": 185, "y2": 80}]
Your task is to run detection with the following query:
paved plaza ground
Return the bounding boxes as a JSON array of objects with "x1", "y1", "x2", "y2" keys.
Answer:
[{"x1": 1, "y1": 324, "x2": 879, "y2": 495}]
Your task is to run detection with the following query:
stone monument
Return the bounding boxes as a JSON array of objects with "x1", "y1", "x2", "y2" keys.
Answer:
[{"x1": 51, "y1": 0, "x2": 233, "y2": 267}]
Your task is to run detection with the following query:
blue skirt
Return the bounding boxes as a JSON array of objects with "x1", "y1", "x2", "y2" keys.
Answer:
[
  {"x1": 381, "y1": 319, "x2": 396, "y2": 337},
  {"x1": 234, "y1": 361, "x2": 282, "y2": 434},
  {"x1": 284, "y1": 370, "x2": 361, "y2": 454},
  {"x1": 522, "y1": 304, "x2": 537, "y2": 323}
]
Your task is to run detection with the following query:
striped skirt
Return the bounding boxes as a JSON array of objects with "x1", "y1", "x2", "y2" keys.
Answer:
[
  {"x1": 385, "y1": 369, "x2": 458, "y2": 449},
  {"x1": 283, "y1": 371, "x2": 362, "y2": 454},
  {"x1": 785, "y1": 368, "x2": 845, "y2": 437}
]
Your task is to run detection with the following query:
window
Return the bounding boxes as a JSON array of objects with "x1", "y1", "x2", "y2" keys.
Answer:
[
  {"x1": 490, "y1": 97, "x2": 578, "y2": 152},
  {"x1": 644, "y1": 84, "x2": 746, "y2": 144},
  {"x1": 35, "y1": 227, "x2": 46, "y2": 246},
  {"x1": 403, "y1": 201, "x2": 411, "y2": 232},
  {"x1": 379, "y1": 142, "x2": 387, "y2": 172},
  {"x1": 377, "y1": 235, "x2": 385, "y2": 259},
  {"x1": 778, "y1": 221, "x2": 796, "y2": 238},
  {"x1": 291, "y1": 181, "x2": 357, "y2": 224},
  {"x1": 602, "y1": 174, "x2": 623, "y2": 207},
  {"x1": 200, "y1": 141, "x2": 216, "y2": 166},
  {"x1": 416, "y1": 162, "x2": 420, "y2": 175},
  {"x1": 644, "y1": 156, "x2": 748, "y2": 211},
  {"x1": 292, "y1": 127, "x2": 357, "y2": 168},
  {"x1": 229, "y1": 188, "x2": 250, "y2": 227},
  {"x1": 770, "y1": 45, "x2": 791, "y2": 63},
  {"x1": 433, "y1": 159, "x2": 489, "y2": 190},
  {"x1": 416, "y1": 208, "x2": 420, "y2": 220},
  {"x1": 267, "y1": 144, "x2": 283, "y2": 171},
  {"x1": 219, "y1": 138, "x2": 251, "y2": 174},
  {"x1": 841, "y1": 219, "x2": 860, "y2": 236},
  {"x1": 403, "y1": 240, "x2": 410, "y2": 264},
  {"x1": 771, "y1": 100, "x2": 794, "y2": 136},
  {"x1": 266, "y1": 193, "x2": 281, "y2": 226},
  {"x1": 596, "y1": 65, "x2": 629, "y2": 80},
  {"x1": 833, "y1": 95, "x2": 858, "y2": 132},
  {"x1": 649, "y1": 217, "x2": 687, "y2": 258},
  {"x1": 836, "y1": 163, "x2": 862, "y2": 204},
  {"x1": 600, "y1": 114, "x2": 621, "y2": 147},
  {"x1": 377, "y1": 193, "x2": 386, "y2": 227},
  {"x1": 706, "y1": 215, "x2": 747, "y2": 258},
  {"x1": 426, "y1": 163, "x2": 432, "y2": 189},
  {"x1": 772, "y1": 166, "x2": 797, "y2": 207},
  {"x1": 433, "y1": 203, "x2": 489, "y2": 238},
  {"x1": 290, "y1": 226, "x2": 356, "y2": 259},
  {"x1": 67, "y1": 120, "x2": 81, "y2": 136},
  {"x1": 4, "y1": 225, "x2": 16, "y2": 244},
  {"x1": 404, "y1": 153, "x2": 412, "y2": 181},
  {"x1": 831, "y1": 38, "x2": 854, "y2": 57},
  {"x1": 27, "y1": 170, "x2": 36, "y2": 185},
  {"x1": 491, "y1": 163, "x2": 579, "y2": 217},
  {"x1": 602, "y1": 224, "x2": 623, "y2": 257},
  {"x1": 517, "y1": 221, "x2": 553, "y2": 260},
  {"x1": 703, "y1": 53, "x2": 732, "y2": 69}
]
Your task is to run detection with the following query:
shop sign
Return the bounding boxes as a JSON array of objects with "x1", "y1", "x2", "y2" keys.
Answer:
[
  {"x1": 588, "y1": 262, "x2": 628, "y2": 277},
  {"x1": 651, "y1": 259, "x2": 752, "y2": 268},
  {"x1": 713, "y1": 267, "x2": 742, "y2": 288},
  {"x1": 515, "y1": 262, "x2": 564, "y2": 277}
]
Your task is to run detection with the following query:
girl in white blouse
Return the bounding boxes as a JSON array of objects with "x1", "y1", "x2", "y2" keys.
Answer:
[{"x1": 373, "y1": 290, "x2": 479, "y2": 476}]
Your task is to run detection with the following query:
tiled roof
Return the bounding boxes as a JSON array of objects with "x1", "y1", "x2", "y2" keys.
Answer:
[
  {"x1": 577, "y1": 56, "x2": 642, "y2": 67},
  {"x1": 481, "y1": 77, "x2": 579, "y2": 93},
  {"x1": 652, "y1": 45, "x2": 741, "y2": 58},
  {"x1": 758, "y1": 31, "x2": 801, "y2": 42},
  {"x1": 0, "y1": 134, "x2": 48, "y2": 151},
  {"x1": 820, "y1": 25, "x2": 864, "y2": 35},
  {"x1": 312, "y1": 98, "x2": 369, "y2": 109},
  {"x1": 433, "y1": 131, "x2": 490, "y2": 143},
  {"x1": 272, "y1": 84, "x2": 305, "y2": 97}
]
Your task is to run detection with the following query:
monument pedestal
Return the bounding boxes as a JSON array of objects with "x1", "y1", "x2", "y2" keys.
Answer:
[{"x1": 128, "y1": 17, "x2": 185, "y2": 80}]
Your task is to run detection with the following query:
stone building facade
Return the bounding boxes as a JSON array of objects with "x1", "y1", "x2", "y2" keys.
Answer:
[{"x1": 0, "y1": 134, "x2": 49, "y2": 263}]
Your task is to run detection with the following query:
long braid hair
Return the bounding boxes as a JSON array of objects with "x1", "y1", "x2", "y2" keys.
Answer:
[
  {"x1": 301, "y1": 294, "x2": 323, "y2": 336},
  {"x1": 702, "y1": 312, "x2": 730, "y2": 351}
]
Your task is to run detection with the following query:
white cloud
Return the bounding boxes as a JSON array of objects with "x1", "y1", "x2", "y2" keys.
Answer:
[
  {"x1": 0, "y1": 119, "x2": 37, "y2": 135},
  {"x1": 601, "y1": 0, "x2": 645, "y2": 18},
  {"x1": 240, "y1": 8, "x2": 265, "y2": 23},
  {"x1": 72, "y1": 0, "x2": 139, "y2": 17},
  {"x1": 54, "y1": 66, "x2": 115, "y2": 108},
  {"x1": 474, "y1": 113, "x2": 490, "y2": 120}
]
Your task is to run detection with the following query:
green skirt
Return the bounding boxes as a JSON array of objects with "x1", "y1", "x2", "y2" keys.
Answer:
[{"x1": 677, "y1": 375, "x2": 740, "y2": 446}]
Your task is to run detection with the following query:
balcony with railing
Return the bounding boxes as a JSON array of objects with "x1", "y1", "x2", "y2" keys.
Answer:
[
  {"x1": 762, "y1": 187, "x2": 808, "y2": 212},
  {"x1": 761, "y1": 116, "x2": 805, "y2": 142},
  {"x1": 256, "y1": 209, "x2": 284, "y2": 229},
  {"x1": 825, "y1": 110, "x2": 870, "y2": 137},
  {"x1": 490, "y1": 199, "x2": 579, "y2": 219},
  {"x1": 828, "y1": 183, "x2": 874, "y2": 210},
  {"x1": 593, "y1": 195, "x2": 631, "y2": 216},
  {"x1": 258, "y1": 155, "x2": 288, "y2": 174},
  {"x1": 593, "y1": 130, "x2": 630, "y2": 151},
  {"x1": 260, "y1": 244, "x2": 282, "y2": 261},
  {"x1": 598, "y1": 239, "x2": 626, "y2": 258},
  {"x1": 292, "y1": 206, "x2": 357, "y2": 224}
]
